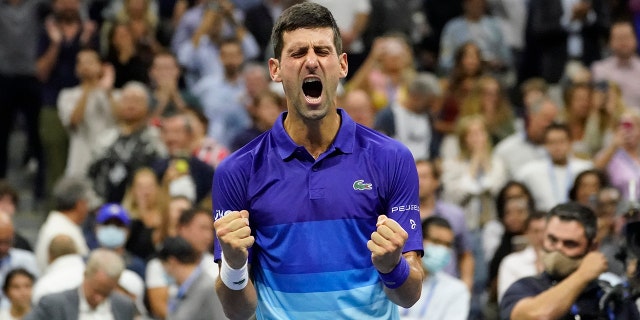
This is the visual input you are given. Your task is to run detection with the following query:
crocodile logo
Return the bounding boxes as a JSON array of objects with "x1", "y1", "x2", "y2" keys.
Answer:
[{"x1": 353, "y1": 180, "x2": 373, "y2": 191}]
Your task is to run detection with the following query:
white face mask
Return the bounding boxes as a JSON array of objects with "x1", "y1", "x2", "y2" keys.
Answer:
[
  {"x1": 96, "y1": 225, "x2": 127, "y2": 249},
  {"x1": 541, "y1": 250, "x2": 583, "y2": 278},
  {"x1": 421, "y1": 243, "x2": 452, "y2": 274}
]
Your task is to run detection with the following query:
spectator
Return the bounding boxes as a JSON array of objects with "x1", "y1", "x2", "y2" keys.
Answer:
[
  {"x1": 94, "y1": 203, "x2": 146, "y2": 278},
  {"x1": 497, "y1": 211, "x2": 546, "y2": 302},
  {"x1": 560, "y1": 82, "x2": 594, "y2": 159},
  {"x1": 0, "y1": 0, "x2": 46, "y2": 196},
  {"x1": 459, "y1": 75, "x2": 515, "y2": 145},
  {"x1": 442, "y1": 115, "x2": 508, "y2": 230},
  {"x1": 0, "y1": 268, "x2": 35, "y2": 320},
  {"x1": 184, "y1": 108, "x2": 230, "y2": 168},
  {"x1": 0, "y1": 213, "x2": 39, "y2": 309},
  {"x1": 594, "y1": 186, "x2": 626, "y2": 276},
  {"x1": 499, "y1": 202, "x2": 639, "y2": 319},
  {"x1": 568, "y1": 169, "x2": 609, "y2": 208},
  {"x1": 400, "y1": 217, "x2": 470, "y2": 319},
  {"x1": 157, "y1": 236, "x2": 222, "y2": 320},
  {"x1": 146, "y1": 208, "x2": 222, "y2": 319},
  {"x1": 176, "y1": 0, "x2": 259, "y2": 87},
  {"x1": 438, "y1": 0, "x2": 511, "y2": 75},
  {"x1": 494, "y1": 97, "x2": 559, "y2": 178},
  {"x1": 0, "y1": 182, "x2": 33, "y2": 251},
  {"x1": 374, "y1": 73, "x2": 441, "y2": 160},
  {"x1": 148, "y1": 51, "x2": 200, "y2": 120},
  {"x1": 192, "y1": 38, "x2": 251, "y2": 147},
  {"x1": 34, "y1": 177, "x2": 90, "y2": 272},
  {"x1": 347, "y1": 34, "x2": 416, "y2": 111},
  {"x1": 154, "y1": 113, "x2": 215, "y2": 204},
  {"x1": 244, "y1": 0, "x2": 302, "y2": 61},
  {"x1": 25, "y1": 249, "x2": 137, "y2": 320},
  {"x1": 101, "y1": 0, "x2": 160, "y2": 59},
  {"x1": 89, "y1": 81, "x2": 167, "y2": 203},
  {"x1": 594, "y1": 108, "x2": 640, "y2": 199},
  {"x1": 591, "y1": 20, "x2": 640, "y2": 109},
  {"x1": 526, "y1": 0, "x2": 609, "y2": 84},
  {"x1": 57, "y1": 48, "x2": 118, "y2": 179},
  {"x1": 584, "y1": 80, "x2": 627, "y2": 156},
  {"x1": 231, "y1": 89, "x2": 286, "y2": 152},
  {"x1": 37, "y1": 0, "x2": 98, "y2": 203},
  {"x1": 122, "y1": 167, "x2": 168, "y2": 261},
  {"x1": 104, "y1": 22, "x2": 151, "y2": 88},
  {"x1": 516, "y1": 123, "x2": 593, "y2": 211},
  {"x1": 416, "y1": 159, "x2": 475, "y2": 291},
  {"x1": 340, "y1": 89, "x2": 376, "y2": 128},
  {"x1": 31, "y1": 235, "x2": 84, "y2": 304}
]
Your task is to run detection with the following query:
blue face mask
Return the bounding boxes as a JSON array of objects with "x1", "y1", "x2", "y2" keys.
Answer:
[
  {"x1": 421, "y1": 243, "x2": 451, "y2": 274},
  {"x1": 96, "y1": 225, "x2": 127, "y2": 249}
]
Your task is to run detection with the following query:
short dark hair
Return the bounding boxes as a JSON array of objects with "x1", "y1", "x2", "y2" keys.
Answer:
[
  {"x1": 271, "y1": 2, "x2": 342, "y2": 60},
  {"x1": 547, "y1": 202, "x2": 598, "y2": 243},
  {"x1": 525, "y1": 210, "x2": 546, "y2": 230},
  {"x1": 421, "y1": 216, "x2": 452, "y2": 239},
  {"x1": 178, "y1": 207, "x2": 210, "y2": 227},
  {"x1": 157, "y1": 236, "x2": 200, "y2": 264},
  {"x1": 0, "y1": 181, "x2": 18, "y2": 206},
  {"x1": 543, "y1": 122, "x2": 572, "y2": 142},
  {"x1": 3, "y1": 268, "x2": 35, "y2": 294}
]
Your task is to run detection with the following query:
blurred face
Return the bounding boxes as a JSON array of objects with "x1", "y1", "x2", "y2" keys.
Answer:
[
  {"x1": 543, "y1": 216, "x2": 589, "y2": 258},
  {"x1": 0, "y1": 196, "x2": 16, "y2": 216},
  {"x1": 117, "y1": 87, "x2": 149, "y2": 122},
  {"x1": 5, "y1": 274, "x2": 33, "y2": 309},
  {"x1": 503, "y1": 198, "x2": 529, "y2": 234},
  {"x1": 126, "y1": 0, "x2": 147, "y2": 17},
  {"x1": 528, "y1": 101, "x2": 558, "y2": 142},
  {"x1": 179, "y1": 214, "x2": 213, "y2": 254},
  {"x1": 461, "y1": 45, "x2": 481, "y2": 75},
  {"x1": 269, "y1": 27, "x2": 348, "y2": 121},
  {"x1": 424, "y1": 225, "x2": 454, "y2": 248},
  {"x1": 256, "y1": 95, "x2": 284, "y2": 129},
  {"x1": 618, "y1": 113, "x2": 640, "y2": 148},
  {"x1": 150, "y1": 55, "x2": 180, "y2": 84},
  {"x1": 527, "y1": 218, "x2": 546, "y2": 250},
  {"x1": 244, "y1": 69, "x2": 270, "y2": 99},
  {"x1": 220, "y1": 42, "x2": 244, "y2": 76},
  {"x1": 504, "y1": 184, "x2": 528, "y2": 199},
  {"x1": 53, "y1": 0, "x2": 80, "y2": 22},
  {"x1": 596, "y1": 189, "x2": 620, "y2": 238},
  {"x1": 544, "y1": 129, "x2": 571, "y2": 164},
  {"x1": 464, "y1": 0, "x2": 485, "y2": 19},
  {"x1": 168, "y1": 198, "x2": 192, "y2": 233},
  {"x1": 111, "y1": 25, "x2": 134, "y2": 50},
  {"x1": 567, "y1": 87, "x2": 592, "y2": 119},
  {"x1": 0, "y1": 222, "x2": 14, "y2": 259},
  {"x1": 379, "y1": 39, "x2": 410, "y2": 73},
  {"x1": 481, "y1": 80, "x2": 500, "y2": 111},
  {"x1": 133, "y1": 172, "x2": 158, "y2": 205},
  {"x1": 610, "y1": 23, "x2": 638, "y2": 60},
  {"x1": 161, "y1": 116, "x2": 191, "y2": 156},
  {"x1": 76, "y1": 51, "x2": 102, "y2": 81},
  {"x1": 417, "y1": 162, "x2": 439, "y2": 199},
  {"x1": 342, "y1": 91, "x2": 375, "y2": 128},
  {"x1": 464, "y1": 120, "x2": 488, "y2": 153},
  {"x1": 83, "y1": 271, "x2": 118, "y2": 310},
  {"x1": 575, "y1": 173, "x2": 601, "y2": 206}
]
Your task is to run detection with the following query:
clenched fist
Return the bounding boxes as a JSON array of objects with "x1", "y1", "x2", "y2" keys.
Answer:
[
  {"x1": 367, "y1": 215, "x2": 409, "y2": 273},
  {"x1": 214, "y1": 210, "x2": 254, "y2": 269}
]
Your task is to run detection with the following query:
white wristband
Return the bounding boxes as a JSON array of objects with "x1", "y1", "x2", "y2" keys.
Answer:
[{"x1": 220, "y1": 253, "x2": 249, "y2": 290}]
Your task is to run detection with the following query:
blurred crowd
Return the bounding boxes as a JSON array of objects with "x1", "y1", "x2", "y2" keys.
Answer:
[{"x1": 1, "y1": 0, "x2": 640, "y2": 319}]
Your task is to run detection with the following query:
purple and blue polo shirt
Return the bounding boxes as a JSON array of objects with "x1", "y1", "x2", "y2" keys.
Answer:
[{"x1": 213, "y1": 109, "x2": 422, "y2": 319}]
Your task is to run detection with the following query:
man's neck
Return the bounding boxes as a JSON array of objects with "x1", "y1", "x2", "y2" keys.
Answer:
[
  {"x1": 551, "y1": 157, "x2": 569, "y2": 166},
  {"x1": 120, "y1": 119, "x2": 146, "y2": 135},
  {"x1": 283, "y1": 110, "x2": 340, "y2": 159},
  {"x1": 175, "y1": 264, "x2": 198, "y2": 285}
]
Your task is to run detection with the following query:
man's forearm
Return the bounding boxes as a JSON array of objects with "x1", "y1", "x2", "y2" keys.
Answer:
[
  {"x1": 459, "y1": 251, "x2": 475, "y2": 292},
  {"x1": 383, "y1": 252, "x2": 423, "y2": 308},
  {"x1": 215, "y1": 275, "x2": 258, "y2": 320},
  {"x1": 510, "y1": 271, "x2": 591, "y2": 320}
]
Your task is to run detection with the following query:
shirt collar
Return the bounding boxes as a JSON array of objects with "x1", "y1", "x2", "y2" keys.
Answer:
[
  {"x1": 78, "y1": 285, "x2": 112, "y2": 314},
  {"x1": 273, "y1": 108, "x2": 356, "y2": 160}
]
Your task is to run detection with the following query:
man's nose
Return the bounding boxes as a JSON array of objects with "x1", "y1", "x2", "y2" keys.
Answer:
[{"x1": 305, "y1": 53, "x2": 319, "y2": 70}]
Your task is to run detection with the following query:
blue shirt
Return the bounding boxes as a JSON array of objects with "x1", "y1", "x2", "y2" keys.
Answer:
[{"x1": 213, "y1": 109, "x2": 422, "y2": 319}]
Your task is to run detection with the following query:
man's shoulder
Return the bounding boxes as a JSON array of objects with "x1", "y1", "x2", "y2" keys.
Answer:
[
  {"x1": 515, "y1": 159, "x2": 546, "y2": 178},
  {"x1": 494, "y1": 133, "x2": 525, "y2": 153},
  {"x1": 39, "y1": 287, "x2": 78, "y2": 305}
]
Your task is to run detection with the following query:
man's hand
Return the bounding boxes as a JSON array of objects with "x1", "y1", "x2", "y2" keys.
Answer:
[
  {"x1": 45, "y1": 17, "x2": 63, "y2": 44},
  {"x1": 214, "y1": 210, "x2": 254, "y2": 269},
  {"x1": 575, "y1": 251, "x2": 608, "y2": 282},
  {"x1": 367, "y1": 215, "x2": 408, "y2": 273}
]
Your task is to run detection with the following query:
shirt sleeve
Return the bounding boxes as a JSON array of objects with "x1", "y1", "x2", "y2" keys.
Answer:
[
  {"x1": 56, "y1": 89, "x2": 78, "y2": 128},
  {"x1": 386, "y1": 145, "x2": 422, "y2": 254},
  {"x1": 145, "y1": 258, "x2": 169, "y2": 289},
  {"x1": 499, "y1": 277, "x2": 537, "y2": 320}
]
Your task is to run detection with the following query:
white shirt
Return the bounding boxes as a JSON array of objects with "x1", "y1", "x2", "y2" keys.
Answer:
[
  {"x1": 78, "y1": 286, "x2": 114, "y2": 320},
  {"x1": 392, "y1": 103, "x2": 431, "y2": 161},
  {"x1": 0, "y1": 309, "x2": 18, "y2": 320},
  {"x1": 34, "y1": 211, "x2": 89, "y2": 272},
  {"x1": 57, "y1": 86, "x2": 117, "y2": 178},
  {"x1": 494, "y1": 132, "x2": 548, "y2": 179},
  {"x1": 32, "y1": 254, "x2": 85, "y2": 304},
  {"x1": 516, "y1": 157, "x2": 593, "y2": 211},
  {"x1": 497, "y1": 246, "x2": 539, "y2": 303},
  {"x1": 400, "y1": 272, "x2": 470, "y2": 320}
]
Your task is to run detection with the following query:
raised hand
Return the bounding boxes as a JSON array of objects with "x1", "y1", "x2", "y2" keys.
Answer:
[
  {"x1": 367, "y1": 215, "x2": 408, "y2": 273},
  {"x1": 576, "y1": 251, "x2": 608, "y2": 282},
  {"x1": 214, "y1": 210, "x2": 254, "y2": 269},
  {"x1": 45, "y1": 17, "x2": 62, "y2": 44}
]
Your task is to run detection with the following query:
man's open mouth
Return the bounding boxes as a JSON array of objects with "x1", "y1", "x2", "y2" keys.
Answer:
[{"x1": 302, "y1": 78, "x2": 323, "y2": 100}]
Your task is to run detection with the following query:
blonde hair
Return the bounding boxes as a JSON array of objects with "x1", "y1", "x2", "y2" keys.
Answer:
[
  {"x1": 456, "y1": 114, "x2": 491, "y2": 160},
  {"x1": 460, "y1": 75, "x2": 513, "y2": 127},
  {"x1": 121, "y1": 167, "x2": 167, "y2": 220}
]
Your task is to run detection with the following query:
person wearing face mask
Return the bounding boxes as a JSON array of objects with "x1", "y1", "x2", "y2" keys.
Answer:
[
  {"x1": 500, "y1": 202, "x2": 640, "y2": 320},
  {"x1": 95, "y1": 203, "x2": 146, "y2": 279},
  {"x1": 400, "y1": 216, "x2": 470, "y2": 320}
]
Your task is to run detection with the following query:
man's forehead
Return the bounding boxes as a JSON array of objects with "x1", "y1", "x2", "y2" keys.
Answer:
[
  {"x1": 283, "y1": 28, "x2": 335, "y2": 46},
  {"x1": 546, "y1": 217, "x2": 586, "y2": 239}
]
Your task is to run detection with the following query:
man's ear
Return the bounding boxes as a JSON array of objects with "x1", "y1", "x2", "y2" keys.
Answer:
[
  {"x1": 339, "y1": 53, "x2": 348, "y2": 79},
  {"x1": 269, "y1": 58, "x2": 281, "y2": 83}
]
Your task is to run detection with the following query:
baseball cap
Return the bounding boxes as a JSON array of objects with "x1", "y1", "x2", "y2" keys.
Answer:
[{"x1": 96, "y1": 203, "x2": 130, "y2": 226}]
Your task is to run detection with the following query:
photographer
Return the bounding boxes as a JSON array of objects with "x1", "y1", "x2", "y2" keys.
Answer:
[{"x1": 500, "y1": 202, "x2": 640, "y2": 319}]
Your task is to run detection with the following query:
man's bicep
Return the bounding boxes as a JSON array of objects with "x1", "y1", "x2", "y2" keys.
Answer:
[{"x1": 499, "y1": 280, "x2": 537, "y2": 320}]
